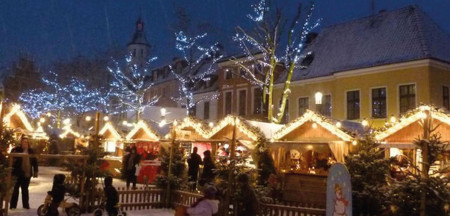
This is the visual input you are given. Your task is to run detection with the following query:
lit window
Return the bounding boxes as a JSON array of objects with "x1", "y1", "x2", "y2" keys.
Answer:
[{"x1": 372, "y1": 88, "x2": 386, "y2": 118}]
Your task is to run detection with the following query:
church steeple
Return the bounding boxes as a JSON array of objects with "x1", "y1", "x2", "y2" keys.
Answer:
[{"x1": 127, "y1": 16, "x2": 150, "y2": 65}]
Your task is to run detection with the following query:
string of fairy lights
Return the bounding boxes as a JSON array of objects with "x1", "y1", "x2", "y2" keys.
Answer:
[{"x1": 169, "y1": 31, "x2": 223, "y2": 115}]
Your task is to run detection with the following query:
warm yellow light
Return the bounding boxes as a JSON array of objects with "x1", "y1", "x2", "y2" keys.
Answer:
[
  {"x1": 315, "y1": 92, "x2": 323, "y2": 105},
  {"x1": 362, "y1": 119, "x2": 369, "y2": 127},
  {"x1": 160, "y1": 108, "x2": 166, "y2": 117},
  {"x1": 390, "y1": 115, "x2": 397, "y2": 123},
  {"x1": 418, "y1": 112, "x2": 427, "y2": 119},
  {"x1": 122, "y1": 120, "x2": 128, "y2": 125},
  {"x1": 352, "y1": 140, "x2": 358, "y2": 145},
  {"x1": 336, "y1": 122, "x2": 341, "y2": 128},
  {"x1": 208, "y1": 122, "x2": 214, "y2": 127},
  {"x1": 159, "y1": 120, "x2": 166, "y2": 128},
  {"x1": 63, "y1": 118, "x2": 70, "y2": 125},
  {"x1": 39, "y1": 117, "x2": 46, "y2": 123},
  {"x1": 173, "y1": 120, "x2": 178, "y2": 126},
  {"x1": 46, "y1": 112, "x2": 52, "y2": 117},
  {"x1": 312, "y1": 123, "x2": 318, "y2": 129},
  {"x1": 85, "y1": 116, "x2": 92, "y2": 122},
  {"x1": 103, "y1": 116, "x2": 109, "y2": 121}
]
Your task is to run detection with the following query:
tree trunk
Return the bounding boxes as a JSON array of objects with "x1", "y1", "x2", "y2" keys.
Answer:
[{"x1": 275, "y1": 62, "x2": 295, "y2": 123}]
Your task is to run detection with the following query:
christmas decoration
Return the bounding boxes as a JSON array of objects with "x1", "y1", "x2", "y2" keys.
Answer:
[
  {"x1": 233, "y1": 0, "x2": 321, "y2": 123},
  {"x1": 345, "y1": 135, "x2": 390, "y2": 215},
  {"x1": 20, "y1": 71, "x2": 108, "y2": 119},
  {"x1": 125, "y1": 120, "x2": 160, "y2": 141},
  {"x1": 170, "y1": 31, "x2": 223, "y2": 115},
  {"x1": 106, "y1": 56, "x2": 159, "y2": 119},
  {"x1": 273, "y1": 109, "x2": 353, "y2": 141}
]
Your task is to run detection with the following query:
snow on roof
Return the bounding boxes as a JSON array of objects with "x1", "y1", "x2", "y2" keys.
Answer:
[
  {"x1": 246, "y1": 120, "x2": 284, "y2": 139},
  {"x1": 283, "y1": 5, "x2": 450, "y2": 82}
]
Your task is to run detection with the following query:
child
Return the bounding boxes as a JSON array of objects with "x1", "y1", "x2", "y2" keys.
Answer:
[
  {"x1": 46, "y1": 174, "x2": 66, "y2": 216},
  {"x1": 104, "y1": 176, "x2": 119, "y2": 216},
  {"x1": 185, "y1": 186, "x2": 219, "y2": 216}
]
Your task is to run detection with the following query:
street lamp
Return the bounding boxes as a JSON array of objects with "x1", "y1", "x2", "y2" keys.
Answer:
[{"x1": 63, "y1": 118, "x2": 71, "y2": 125}]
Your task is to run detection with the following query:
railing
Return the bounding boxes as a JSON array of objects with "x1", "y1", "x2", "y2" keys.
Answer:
[
  {"x1": 171, "y1": 190, "x2": 203, "y2": 208},
  {"x1": 116, "y1": 187, "x2": 165, "y2": 211},
  {"x1": 87, "y1": 187, "x2": 326, "y2": 216},
  {"x1": 259, "y1": 203, "x2": 326, "y2": 216}
]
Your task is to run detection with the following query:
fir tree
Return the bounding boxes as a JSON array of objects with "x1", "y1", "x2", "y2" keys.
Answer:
[{"x1": 345, "y1": 136, "x2": 390, "y2": 215}]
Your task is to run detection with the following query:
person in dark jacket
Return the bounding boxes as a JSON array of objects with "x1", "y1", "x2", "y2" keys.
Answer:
[
  {"x1": 200, "y1": 150, "x2": 216, "y2": 186},
  {"x1": 236, "y1": 173, "x2": 259, "y2": 216},
  {"x1": 104, "y1": 176, "x2": 119, "y2": 216},
  {"x1": 187, "y1": 147, "x2": 202, "y2": 190},
  {"x1": 10, "y1": 135, "x2": 38, "y2": 210},
  {"x1": 46, "y1": 174, "x2": 66, "y2": 216},
  {"x1": 123, "y1": 146, "x2": 140, "y2": 189}
]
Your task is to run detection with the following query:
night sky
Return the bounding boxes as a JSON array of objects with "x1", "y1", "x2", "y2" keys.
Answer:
[{"x1": 0, "y1": 0, "x2": 449, "y2": 70}]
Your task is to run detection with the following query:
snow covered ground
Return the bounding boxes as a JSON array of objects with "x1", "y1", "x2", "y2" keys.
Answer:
[{"x1": 7, "y1": 166, "x2": 174, "y2": 216}]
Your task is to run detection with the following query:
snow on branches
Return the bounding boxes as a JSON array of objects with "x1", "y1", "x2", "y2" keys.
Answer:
[
  {"x1": 232, "y1": 0, "x2": 321, "y2": 123},
  {"x1": 170, "y1": 31, "x2": 223, "y2": 115},
  {"x1": 19, "y1": 71, "x2": 107, "y2": 119},
  {"x1": 106, "y1": 55, "x2": 159, "y2": 118}
]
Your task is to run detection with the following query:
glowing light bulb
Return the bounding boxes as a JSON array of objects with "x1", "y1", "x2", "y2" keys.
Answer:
[
  {"x1": 312, "y1": 123, "x2": 318, "y2": 129},
  {"x1": 85, "y1": 116, "x2": 92, "y2": 122},
  {"x1": 336, "y1": 122, "x2": 341, "y2": 128},
  {"x1": 103, "y1": 116, "x2": 109, "y2": 121}
]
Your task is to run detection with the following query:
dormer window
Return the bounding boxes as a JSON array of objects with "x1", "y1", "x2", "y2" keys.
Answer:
[
  {"x1": 225, "y1": 69, "x2": 233, "y2": 80},
  {"x1": 300, "y1": 52, "x2": 314, "y2": 68}
]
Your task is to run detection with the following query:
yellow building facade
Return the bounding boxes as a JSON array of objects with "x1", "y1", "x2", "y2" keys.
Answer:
[
  {"x1": 274, "y1": 59, "x2": 450, "y2": 128},
  {"x1": 271, "y1": 6, "x2": 450, "y2": 128}
]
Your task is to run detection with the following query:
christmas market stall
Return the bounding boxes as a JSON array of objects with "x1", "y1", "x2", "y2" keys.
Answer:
[
  {"x1": 375, "y1": 105, "x2": 450, "y2": 178},
  {"x1": 272, "y1": 110, "x2": 359, "y2": 208},
  {"x1": 2, "y1": 104, "x2": 49, "y2": 153},
  {"x1": 125, "y1": 120, "x2": 161, "y2": 183},
  {"x1": 99, "y1": 122, "x2": 124, "y2": 156},
  {"x1": 59, "y1": 124, "x2": 84, "y2": 152},
  {"x1": 170, "y1": 116, "x2": 211, "y2": 159},
  {"x1": 98, "y1": 122, "x2": 125, "y2": 176},
  {"x1": 206, "y1": 115, "x2": 266, "y2": 168}
]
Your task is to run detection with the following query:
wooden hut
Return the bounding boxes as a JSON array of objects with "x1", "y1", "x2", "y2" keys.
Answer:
[
  {"x1": 375, "y1": 105, "x2": 450, "y2": 174},
  {"x1": 99, "y1": 122, "x2": 124, "y2": 156},
  {"x1": 271, "y1": 110, "x2": 358, "y2": 208},
  {"x1": 125, "y1": 120, "x2": 160, "y2": 158},
  {"x1": 170, "y1": 116, "x2": 211, "y2": 158}
]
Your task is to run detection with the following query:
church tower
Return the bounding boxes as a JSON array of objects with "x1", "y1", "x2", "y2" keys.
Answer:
[{"x1": 127, "y1": 17, "x2": 150, "y2": 66}]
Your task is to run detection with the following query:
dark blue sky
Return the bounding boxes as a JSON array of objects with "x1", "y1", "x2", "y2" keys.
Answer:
[{"x1": 0, "y1": 0, "x2": 449, "y2": 69}]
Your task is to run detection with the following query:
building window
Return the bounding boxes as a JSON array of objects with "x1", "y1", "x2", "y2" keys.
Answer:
[
  {"x1": 253, "y1": 88, "x2": 263, "y2": 114},
  {"x1": 318, "y1": 95, "x2": 332, "y2": 117},
  {"x1": 191, "y1": 105, "x2": 197, "y2": 116},
  {"x1": 238, "y1": 89, "x2": 247, "y2": 116},
  {"x1": 225, "y1": 91, "x2": 232, "y2": 115},
  {"x1": 372, "y1": 88, "x2": 387, "y2": 118},
  {"x1": 140, "y1": 49, "x2": 144, "y2": 57},
  {"x1": 204, "y1": 102, "x2": 210, "y2": 120},
  {"x1": 298, "y1": 97, "x2": 309, "y2": 116},
  {"x1": 280, "y1": 99, "x2": 289, "y2": 124},
  {"x1": 133, "y1": 49, "x2": 136, "y2": 57},
  {"x1": 225, "y1": 69, "x2": 233, "y2": 80},
  {"x1": 240, "y1": 67, "x2": 246, "y2": 76},
  {"x1": 443, "y1": 86, "x2": 450, "y2": 110},
  {"x1": 347, "y1": 90, "x2": 360, "y2": 120},
  {"x1": 399, "y1": 84, "x2": 416, "y2": 114}
]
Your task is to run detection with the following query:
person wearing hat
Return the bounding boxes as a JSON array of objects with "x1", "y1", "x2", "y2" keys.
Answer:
[
  {"x1": 10, "y1": 135, "x2": 39, "y2": 210},
  {"x1": 185, "y1": 186, "x2": 219, "y2": 216}
]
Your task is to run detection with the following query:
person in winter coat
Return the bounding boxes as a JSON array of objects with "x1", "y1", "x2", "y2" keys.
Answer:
[
  {"x1": 104, "y1": 176, "x2": 119, "y2": 216},
  {"x1": 236, "y1": 173, "x2": 260, "y2": 216},
  {"x1": 187, "y1": 147, "x2": 202, "y2": 190},
  {"x1": 123, "y1": 146, "x2": 140, "y2": 189},
  {"x1": 10, "y1": 135, "x2": 38, "y2": 210},
  {"x1": 186, "y1": 186, "x2": 219, "y2": 216},
  {"x1": 46, "y1": 174, "x2": 66, "y2": 216},
  {"x1": 200, "y1": 150, "x2": 216, "y2": 186}
]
